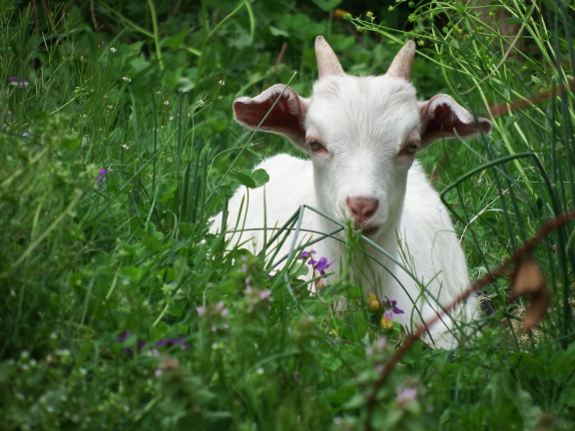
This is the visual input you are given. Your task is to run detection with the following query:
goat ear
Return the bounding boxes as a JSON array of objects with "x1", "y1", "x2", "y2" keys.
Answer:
[
  {"x1": 419, "y1": 95, "x2": 491, "y2": 146},
  {"x1": 233, "y1": 84, "x2": 307, "y2": 147}
]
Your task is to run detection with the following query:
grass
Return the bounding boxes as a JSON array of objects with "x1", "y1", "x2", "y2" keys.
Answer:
[{"x1": 1, "y1": 0, "x2": 574, "y2": 430}]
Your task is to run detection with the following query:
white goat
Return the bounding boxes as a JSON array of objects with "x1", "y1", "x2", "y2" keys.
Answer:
[{"x1": 212, "y1": 37, "x2": 491, "y2": 348}]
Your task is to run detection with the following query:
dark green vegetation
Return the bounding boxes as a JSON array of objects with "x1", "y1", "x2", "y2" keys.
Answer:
[{"x1": 1, "y1": 0, "x2": 574, "y2": 430}]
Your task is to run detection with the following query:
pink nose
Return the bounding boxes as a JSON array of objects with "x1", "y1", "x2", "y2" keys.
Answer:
[{"x1": 346, "y1": 197, "x2": 379, "y2": 223}]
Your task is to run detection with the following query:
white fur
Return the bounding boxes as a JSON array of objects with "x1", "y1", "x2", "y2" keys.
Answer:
[{"x1": 212, "y1": 45, "x2": 491, "y2": 349}]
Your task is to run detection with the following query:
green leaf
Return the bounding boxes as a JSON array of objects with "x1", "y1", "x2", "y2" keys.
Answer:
[
  {"x1": 176, "y1": 77, "x2": 194, "y2": 93},
  {"x1": 157, "y1": 178, "x2": 178, "y2": 203},
  {"x1": 342, "y1": 393, "x2": 366, "y2": 409},
  {"x1": 236, "y1": 168, "x2": 270, "y2": 189},
  {"x1": 269, "y1": 26, "x2": 290, "y2": 37},
  {"x1": 58, "y1": 138, "x2": 81, "y2": 150},
  {"x1": 161, "y1": 28, "x2": 188, "y2": 49},
  {"x1": 505, "y1": 17, "x2": 524, "y2": 24},
  {"x1": 311, "y1": 0, "x2": 343, "y2": 11},
  {"x1": 440, "y1": 408, "x2": 452, "y2": 424},
  {"x1": 119, "y1": 266, "x2": 142, "y2": 281}
]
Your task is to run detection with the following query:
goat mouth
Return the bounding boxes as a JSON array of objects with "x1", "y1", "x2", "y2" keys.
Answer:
[{"x1": 360, "y1": 226, "x2": 379, "y2": 237}]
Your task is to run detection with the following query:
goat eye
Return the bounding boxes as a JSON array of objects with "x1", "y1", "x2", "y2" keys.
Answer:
[
  {"x1": 307, "y1": 140, "x2": 326, "y2": 153},
  {"x1": 404, "y1": 142, "x2": 419, "y2": 155}
]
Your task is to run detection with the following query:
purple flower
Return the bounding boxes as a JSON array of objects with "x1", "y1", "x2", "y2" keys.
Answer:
[
  {"x1": 23, "y1": 132, "x2": 30, "y2": 137},
  {"x1": 302, "y1": 251, "x2": 335, "y2": 278},
  {"x1": 156, "y1": 337, "x2": 189, "y2": 351},
  {"x1": 384, "y1": 297, "x2": 404, "y2": 314},
  {"x1": 96, "y1": 169, "x2": 110, "y2": 183},
  {"x1": 300, "y1": 250, "x2": 316, "y2": 260},
  {"x1": 117, "y1": 332, "x2": 132, "y2": 342},
  {"x1": 10, "y1": 77, "x2": 28, "y2": 88},
  {"x1": 117, "y1": 332, "x2": 144, "y2": 354},
  {"x1": 196, "y1": 306, "x2": 206, "y2": 317},
  {"x1": 315, "y1": 257, "x2": 335, "y2": 276}
]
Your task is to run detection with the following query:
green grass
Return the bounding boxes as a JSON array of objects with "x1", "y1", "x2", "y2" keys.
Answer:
[{"x1": 1, "y1": 0, "x2": 574, "y2": 430}]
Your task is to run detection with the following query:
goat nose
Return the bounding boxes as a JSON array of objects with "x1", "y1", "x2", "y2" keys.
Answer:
[{"x1": 346, "y1": 197, "x2": 379, "y2": 223}]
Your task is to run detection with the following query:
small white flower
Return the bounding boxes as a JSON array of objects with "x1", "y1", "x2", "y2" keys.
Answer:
[
  {"x1": 163, "y1": 100, "x2": 169, "y2": 105},
  {"x1": 396, "y1": 387, "x2": 417, "y2": 403},
  {"x1": 376, "y1": 337, "x2": 387, "y2": 353},
  {"x1": 218, "y1": 80, "x2": 225, "y2": 85},
  {"x1": 122, "y1": 144, "x2": 129, "y2": 150},
  {"x1": 110, "y1": 47, "x2": 117, "y2": 53},
  {"x1": 259, "y1": 290, "x2": 272, "y2": 301},
  {"x1": 122, "y1": 77, "x2": 131, "y2": 83}
]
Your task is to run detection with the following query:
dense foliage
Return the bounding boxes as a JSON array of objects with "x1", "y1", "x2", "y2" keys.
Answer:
[{"x1": 1, "y1": 0, "x2": 574, "y2": 430}]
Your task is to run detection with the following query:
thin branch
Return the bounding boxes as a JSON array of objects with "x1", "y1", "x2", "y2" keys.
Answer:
[
  {"x1": 90, "y1": 0, "x2": 101, "y2": 31},
  {"x1": 488, "y1": 79, "x2": 575, "y2": 118},
  {"x1": 364, "y1": 207, "x2": 575, "y2": 431},
  {"x1": 273, "y1": 43, "x2": 287, "y2": 75},
  {"x1": 32, "y1": 0, "x2": 39, "y2": 35}
]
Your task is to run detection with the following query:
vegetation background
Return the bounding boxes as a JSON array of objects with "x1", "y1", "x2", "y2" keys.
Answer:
[{"x1": 1, "y1": 0, "x2": 574, "y2": 430}]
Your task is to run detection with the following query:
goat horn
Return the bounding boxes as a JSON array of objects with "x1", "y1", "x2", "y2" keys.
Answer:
[
  {"x1": 386, "y1": 40, "x2": 416, "y2": 80},
  {"x1": 315, "y1": 36, "x2": 345, "y2": 78}
]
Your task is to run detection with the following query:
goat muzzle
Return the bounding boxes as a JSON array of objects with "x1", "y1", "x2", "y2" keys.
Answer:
[{"x1": 347, "y1": 196, "x2": 379, "y2": 224}]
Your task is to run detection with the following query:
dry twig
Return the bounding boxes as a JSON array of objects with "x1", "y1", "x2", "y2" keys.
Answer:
[{"x1": 364, "y1": 207, "x2": 575, "y2": 431}]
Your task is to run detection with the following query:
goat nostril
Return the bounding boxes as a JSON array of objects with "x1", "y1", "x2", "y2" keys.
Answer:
[{"x1": 346, "y1": 197, "x2": 379, "y2": 222}]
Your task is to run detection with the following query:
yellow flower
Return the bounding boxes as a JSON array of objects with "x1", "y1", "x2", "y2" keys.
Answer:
[
  {"x1": 381, "y1": 315, "x2": 393, "y2": 331},
  {"x1": 334, "y1": 9, "x2": 351, "y2": 19},
  {"x1": 368, "y1": 292, "x2": 381, "y2": 313}
]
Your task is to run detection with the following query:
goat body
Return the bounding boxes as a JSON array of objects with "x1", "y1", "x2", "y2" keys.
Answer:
[{"x1": 212, "y1": 37, "x2": 491, "y2": 348}]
